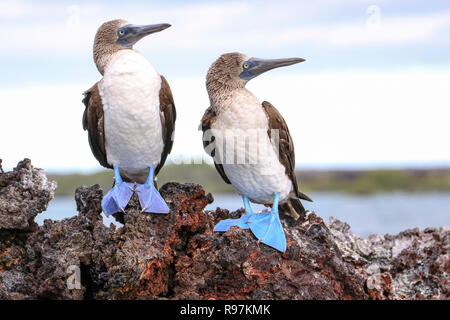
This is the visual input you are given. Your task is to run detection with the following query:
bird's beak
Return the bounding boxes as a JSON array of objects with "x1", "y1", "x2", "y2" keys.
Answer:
[
  {"x1": 117, "y1": 23, "x2": 171, "y2": 47},
  {"x1": 239, "y1": 57, "x2": 305, "y2": 81}
]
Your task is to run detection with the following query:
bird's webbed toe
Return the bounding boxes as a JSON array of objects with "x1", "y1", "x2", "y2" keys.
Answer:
[
  {"x1": 213, "y1": 214, "x2": 253, "y2": 232},
  {"x1": 135, "y1": 182, "x2": 170, "y2": 214},
  {"x1": 101, "y1": 182, "x2": 135, "y2": 215},
  {"x1": 248, "y1": 211, "x2": 287, "y2": 252}
]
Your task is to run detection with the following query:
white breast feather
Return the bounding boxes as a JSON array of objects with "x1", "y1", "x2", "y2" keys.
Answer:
[
  {"x1": 212, "y1": 90, "x2": 293, "y2": 204},
  {"x1": 99, "y1": 50, "x2": 163, "y2": 172}
]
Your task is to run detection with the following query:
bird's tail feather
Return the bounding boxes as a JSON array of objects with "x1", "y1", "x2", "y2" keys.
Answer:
[
  {"x1": 279, "y1": 196, "x2": 308, "y2": 220},
  {"x1": 298, "y1": 190, "x2": 313, "y2": 202}
]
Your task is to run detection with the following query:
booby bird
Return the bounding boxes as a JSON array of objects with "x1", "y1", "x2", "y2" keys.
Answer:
[
  {"x1": 201, "y1": 52, "x2": 312, "y2": 252},
  {"x1": 82, "y1": 19, "x2": 176, "y2": 215}
]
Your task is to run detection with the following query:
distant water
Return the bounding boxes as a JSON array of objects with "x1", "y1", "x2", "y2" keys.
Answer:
[{"x1": 38, "y1": 192, "x2": 450, "y2": 238}]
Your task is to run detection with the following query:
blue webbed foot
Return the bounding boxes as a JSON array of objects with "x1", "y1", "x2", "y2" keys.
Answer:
[
  {"x1": 102, "y1": 166, "x2": 134, "y2": 215},
  {"x1": 214, "y1": 214, "x2": 252, "y2": 231},
  {"x1": 136, "y1": 183, "x2": 169, "y2": 214},
  {"x1": 214, "y1": 196, "x2": 254, "y2": 231},
  {"x1": 135, "y1": 166, "x2": 169, "y2": 214},
  {"x1": 248, "y1": 193, "x2": 286, "y2": 252},
  {"x1": 248, "y1": 211, "x2": 286, "y2": 252},
  {"x1": 102, "y1": 182, "x2": 134, "y2": 216}
]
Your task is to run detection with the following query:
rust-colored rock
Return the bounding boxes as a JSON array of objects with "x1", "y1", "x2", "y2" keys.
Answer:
[{"x1": 0, "y1": 159, "x2": 448, "y2": 300}]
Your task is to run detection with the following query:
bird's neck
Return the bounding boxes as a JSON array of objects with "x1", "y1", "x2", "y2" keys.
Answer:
[
  {"x1": 94, "y1": 44, "x2": 130, "y2": 75},
  {"x1": 207, "y1": 81, "x2": 253, "y2": 114}
]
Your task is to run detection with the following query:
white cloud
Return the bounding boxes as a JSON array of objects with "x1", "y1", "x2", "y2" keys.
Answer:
[
  {"x1": 0, "y1": 0, "x2": 30, "y2": 18},
  {"x1": 2, "y1": 68, "x2": 450, "y2": 171},
  {"x1": 0, "y1": 84, "x2": 99, "y2": 171},
  {"x1": 2, "y1": 1, "x2": 450, "y2": 57},
  {"x1": 310, "y1": 12, "x2": 450, "y2": 46},
  {"x1": 247, "y1": 69, "x2": 450, "y2": 165},
  {"x1": 1, "y1": 1, "x2": 450, "y2": 171}
]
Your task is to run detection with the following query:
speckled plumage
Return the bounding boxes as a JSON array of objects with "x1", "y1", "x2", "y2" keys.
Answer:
[
  {"x1": 202, "y1": 52, "x2": 311, "y2": 217},
  {"x1": 93, "y1": 19, "x2": 129, "y2": 75},
  {"x1": 208, "y1": 87, "x2": 293, "y2": 204},
  {"x1": 82, "y1": 19, "x2": 176, "y2": 184}
]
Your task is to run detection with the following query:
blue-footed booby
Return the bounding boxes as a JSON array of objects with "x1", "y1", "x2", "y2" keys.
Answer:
[
  {"x1": 201, "y1": 52, "x2": 312, "y2": 252},
  {"x1": 82, "y1": 19, "x2": 176, "y2": 215}
]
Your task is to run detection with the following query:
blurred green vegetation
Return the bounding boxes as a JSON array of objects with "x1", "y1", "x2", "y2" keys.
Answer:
[
  {"x1": 297, "y1": 168, "x2": 450, "y2": 194},
  {"x1": 48, "y1": 164, "x2": 450, "y2": 196},
  {"x1": 48, "y1": 164, "x2": 234, "y2": 197}
]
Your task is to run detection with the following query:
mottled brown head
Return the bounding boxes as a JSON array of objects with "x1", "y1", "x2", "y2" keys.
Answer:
[
  {"x1": 206, "y1": 52, "x2": 305, "y2": 102},
  {"x1": 93, "y1": 19, "x2": 171, "y2": 75},
  {"x1": 206, "y1": 52, "x2": 250, "y2": 93},
  {"x1": 93, "y1": 19, "x2": 128, "y2": 75}
]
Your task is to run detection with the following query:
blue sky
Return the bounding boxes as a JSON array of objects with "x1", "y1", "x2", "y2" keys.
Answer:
[{"x1": 1, "y1": 0, "x2": 450, "y2": 171}]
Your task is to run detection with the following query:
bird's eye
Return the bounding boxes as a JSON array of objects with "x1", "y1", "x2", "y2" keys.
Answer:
[
  {"x1": 118, "y1": 30, "x2": 125, "y2": 36},
  {"x1": 243, "y1": 63, "x2": 249, "y2": 69}
]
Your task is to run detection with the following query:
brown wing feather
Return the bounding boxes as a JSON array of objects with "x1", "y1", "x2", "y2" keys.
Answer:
[
  {"x1": 155, "y1": 75, "x2": 176, "y2": 176},
  {"x1": 82, "y1": 77, "x2": 175, "y2": 177},
  {"x1": 201, "y1": 106, "x2": 231, "y2": 184},
  {"x1": 262, "y1": 101, "x2": 312, "y2": 202},
  {"x1": 82, "y1": 82, "x2": 111, "y2": 169}
]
